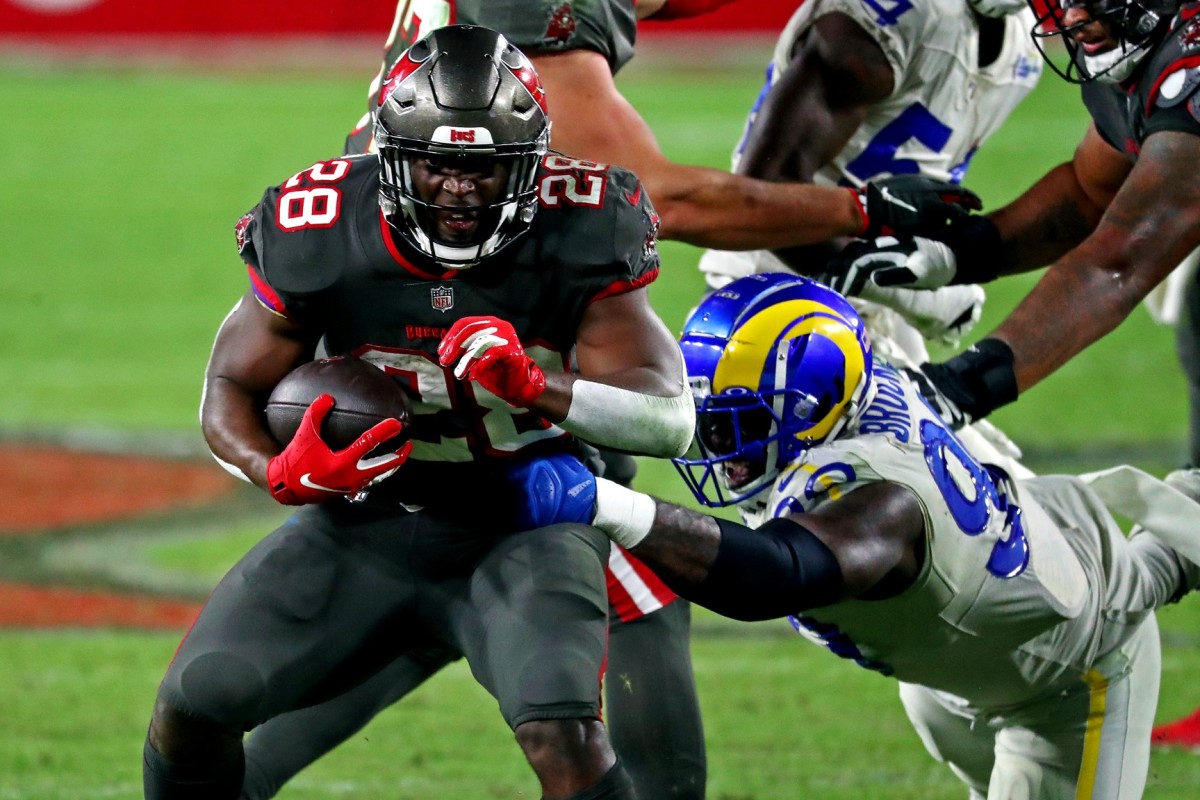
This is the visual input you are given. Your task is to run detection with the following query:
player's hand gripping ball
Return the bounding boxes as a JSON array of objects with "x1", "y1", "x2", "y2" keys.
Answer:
[
  {"x1": 437, "y1": 316, "x2": 546, "y2": 408},
  {"x1": 265, "y1": 356, "x2": 414, "y2": 505}
]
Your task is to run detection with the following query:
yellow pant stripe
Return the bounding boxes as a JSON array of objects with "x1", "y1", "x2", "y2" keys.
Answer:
[{"x1": 1075, "y1": 668, "x2": 1110, "y2": 800}]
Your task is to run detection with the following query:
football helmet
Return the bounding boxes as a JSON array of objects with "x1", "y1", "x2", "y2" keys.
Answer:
[
  {"x1": 374, "y1": 25, "x2": 550, "y2": 269},
  {"x1": 673, "y1": 273, "x2": 874, "y2": 508},
  {"x1": 1029, "y1": 0, "x2": 1176, "y2": 83}
]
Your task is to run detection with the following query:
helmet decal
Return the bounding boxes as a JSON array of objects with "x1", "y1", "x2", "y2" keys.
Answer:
[
  {"x1": 674, "y1": 274, "x2": 873, "y2": 508},
  {"x1": 373, "y1": 26, "x2": 551, "y2": 269}
]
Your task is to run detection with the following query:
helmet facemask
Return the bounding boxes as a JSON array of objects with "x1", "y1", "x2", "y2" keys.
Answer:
[
  {"x1": 374, "y1": 26, "x2": 550, "y2": 269},
  {"x1": 1029, "y1": 0, "x2": 1172, "y2": 83},
  {"x1": 672, "y1": 274, "x2": 874, "y2": 509}
]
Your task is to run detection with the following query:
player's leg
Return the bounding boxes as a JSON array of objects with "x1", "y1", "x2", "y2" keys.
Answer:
[
  {"x1": 144, "y1": 504, "x2": 424, "y2": 800},
  {"x1": 239, "y1": 642, "x2": 460, "y2": 800},
  {"x1": 1176, "y1": 264, "x2": 1200, "y2": 466},
  {"x1": 1150, "y1": 462, "x2": 1200, "y2": 749},
  {"x1": 437, "y1": 521, "x2": 636, "y2": 799},
  {"x1": 898, "y1": 682, "x2": 994, "y2": 799},
  {"x1": 606, "y1": 599, "x2": 706, "y2": 800},
  {"x1": 988, "y1": 617, "x2": 1160, "y2": 800}
]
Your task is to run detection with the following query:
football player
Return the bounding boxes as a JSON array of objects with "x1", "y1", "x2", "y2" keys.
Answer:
[
  {"x1": 144, "y1": 26, "x2": 695, "y2": 800},
  {"x1": 824, "y1": 0, "x2": 1200, "y2": 745},
  {"x1": 825, "y1": 0, "x2": 1200, "y2": 437},
  {"x1": 542, "y1": 273, "x2": 1200, "y2": 798},
  {"x1": 238, "y1": 4, "x2": 989, "y2": 799},
  {"x1": 696, "y1": 0, "x2": 1044, "y2": 478}
]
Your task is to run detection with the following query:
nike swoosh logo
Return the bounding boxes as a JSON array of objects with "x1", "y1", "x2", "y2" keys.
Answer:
[
  {"x1": 879, "y1": 186, "x2": 917, "y2": 213},
  {"x1": 624, "y1": 185, "x2": 643, "y2": 206},
  {"x1": 299, "y1": 474, "x2": 343, "y2": 493}
]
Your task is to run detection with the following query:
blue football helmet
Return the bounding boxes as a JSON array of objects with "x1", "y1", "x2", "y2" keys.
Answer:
[{"x1": 673, "y1": 273, "x2": 873, "y2": 508}]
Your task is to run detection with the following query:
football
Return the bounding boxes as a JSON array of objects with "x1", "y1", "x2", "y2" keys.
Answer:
[{"x1": 265, "y1": 356, "x2": 413, "y2": 450}]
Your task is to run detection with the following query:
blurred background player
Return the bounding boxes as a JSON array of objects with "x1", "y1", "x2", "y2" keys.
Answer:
[
  {"x1": 696, "y1": 0, "x2": 1042, "y2": 476},
  {"x1": 822, "y1": 0, "x2": 1200, "y2": 751},
  {"x1": 562, "y1": 273, "x2": 1200, "y2": 798},
  {"x1": 144, "y1": 26, "x2": 695, "y2": 800},
  {"x1": 239, "y1": 4, "x2": 986, "y2": 798}
]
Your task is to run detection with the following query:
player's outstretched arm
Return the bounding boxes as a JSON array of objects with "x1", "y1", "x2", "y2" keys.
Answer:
[
  {"x1": 911, "y1": 127, "x2": 1200, "y2": 425},
  {"x1": 602, "y1": 479, "x2": 927, "y2": 619},
  {"x1": 530, "y1": 49, "x2": 968, "y2": 250},
  {"x1": 509, "y1": 455, "x2": 927, "y2": 620},
  {"x1": 992, "y1": 129, "x2": 1200, "y2": 390}
]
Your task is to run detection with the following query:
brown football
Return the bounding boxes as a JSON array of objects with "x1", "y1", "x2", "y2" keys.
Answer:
[{"x1": 265, "y1": 356, "x2": 412, "y2": 451}]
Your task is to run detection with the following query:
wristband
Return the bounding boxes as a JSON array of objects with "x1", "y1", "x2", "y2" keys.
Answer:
[
  {"x1": 594, "y1": 477, "x2": 658, "y2": 549},
  {"x1": 941, "y1": 337, "x2": 1019, "y2": 419},
  {"x1": 946, "y1": 216, "x2": 1005, "y2": 286}
]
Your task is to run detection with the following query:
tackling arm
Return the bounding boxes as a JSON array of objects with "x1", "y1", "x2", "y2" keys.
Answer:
[{"x1": 595, "y1": 479, "x2": 927, "y2": 620}]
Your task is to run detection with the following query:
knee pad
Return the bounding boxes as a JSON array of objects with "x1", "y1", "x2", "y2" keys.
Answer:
[{"x1": 165, "y1": 650, "x2": 267, "y2": 729}]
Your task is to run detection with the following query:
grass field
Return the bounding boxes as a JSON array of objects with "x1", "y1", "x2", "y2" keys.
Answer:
[{"x1": 1, "y1": 37, "x2": 1198, "y2": 799}]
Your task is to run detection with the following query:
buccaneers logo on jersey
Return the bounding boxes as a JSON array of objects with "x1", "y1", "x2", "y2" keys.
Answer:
[
  {"x1": 235, "y1": 210, "x2": 255, "y2": 254},
  {"x1": 543, "y1": 2, "x2": 578, "y2": 47}
]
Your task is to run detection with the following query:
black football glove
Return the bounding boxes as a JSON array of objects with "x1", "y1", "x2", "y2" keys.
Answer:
[
  {"x1": 904, "y1": 338, "x2": 1019, "y2": 430},
  {"x1": 858, "y1": 175, "x2": 982, "y2": 240},
  {"x1": 823, "y1": 236, "x2": 958, "y2": 297}
]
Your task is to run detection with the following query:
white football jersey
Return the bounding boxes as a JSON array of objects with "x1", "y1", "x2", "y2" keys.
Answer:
[
  {"x1": 700, "y1": 0, "x2": 1046, "y2": 367},
  {"x1": 749, "y1": 363, "x2": 1113, "y2": 709},
  {"x1": 733, "y1": 0, "x2": 1042, "y2": 186}
]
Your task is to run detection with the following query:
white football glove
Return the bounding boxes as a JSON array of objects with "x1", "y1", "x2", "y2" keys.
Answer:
[
  {"x1": 857, "y1": 282, "x2": 984, "y2": 347},
  {"x1": 825, "y1": 236, "x2": 958, "y2": 296}
]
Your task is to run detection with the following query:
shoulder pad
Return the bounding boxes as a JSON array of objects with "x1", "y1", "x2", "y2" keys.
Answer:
[{"x1": 1155, "y1": 63, "x2": 1200, "y2": 108}]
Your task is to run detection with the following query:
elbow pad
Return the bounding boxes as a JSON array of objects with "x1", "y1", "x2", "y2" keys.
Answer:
[{"x1": 684, "y1": 517, "x2": 844, "y2": 621}]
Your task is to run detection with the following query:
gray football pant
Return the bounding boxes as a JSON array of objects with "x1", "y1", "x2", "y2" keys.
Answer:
[{"x1": 240, "y1": 598, "x2": 705, "y2": 800}]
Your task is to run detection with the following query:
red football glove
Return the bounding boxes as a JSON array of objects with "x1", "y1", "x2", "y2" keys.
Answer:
[
  {"x1": 437, "y1": 316, "x2": 546, "y2": 408},
  {"x1": 266, "y1": 394, "x2": 413, "y2": 506}
]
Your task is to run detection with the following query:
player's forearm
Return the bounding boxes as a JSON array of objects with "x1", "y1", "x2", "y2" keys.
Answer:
[
  {"x1": 991, "y1": 240, "x2": 1147, "y2": 390},
  {"x1": 534, "y1": 370, "x2": 695, "y2": 458},
  {"x1": 201, "y1": 376, "x2": 279, "y2": 490},
  {"x1": 593, "y1": 479, "x2": 844, "y2": 621},
  {"x1": 987, "y1": 162, "x2": 1107, "y2": 276},
  {"x1": 646, "y1": 165, "x2": 863, "y2": 249}
]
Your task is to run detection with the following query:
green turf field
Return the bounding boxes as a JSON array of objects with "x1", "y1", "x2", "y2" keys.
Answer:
[{"x1": 1, "y1": 43, "x2": 1198, "y2": 799}]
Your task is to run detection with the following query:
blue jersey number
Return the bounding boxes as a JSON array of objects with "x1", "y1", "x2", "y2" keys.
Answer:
[
  {"x1": 861, "y1": 0, "x2": 914, "y2": 26},
  {"x1": 919, "y1": 419, "x2": 1030, "y2": 578},
  {"x1": 845, "y1": 102, "x2": 953, "y2": 183}
]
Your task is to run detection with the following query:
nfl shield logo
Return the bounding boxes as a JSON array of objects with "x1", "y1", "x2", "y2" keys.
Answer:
[{"x1": 431, "y1": 285, "x2": 454, "y2": 312}]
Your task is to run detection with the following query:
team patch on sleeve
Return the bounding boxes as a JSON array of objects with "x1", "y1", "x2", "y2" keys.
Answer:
[
  {"x1": 1154, "y1": 63, "x2": 1200, "y2": 109},
  {"x1": 234, "y1": 210, "x2": 255, "y2": 254}
]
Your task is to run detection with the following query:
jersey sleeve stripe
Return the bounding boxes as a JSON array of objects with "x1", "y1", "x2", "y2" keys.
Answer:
[
  {"x1": 589, "y1": 268, "x2": 660, "y2": 305},
  {"x1": 246, "y1": 266, "x2": 291, "y2": 319}
]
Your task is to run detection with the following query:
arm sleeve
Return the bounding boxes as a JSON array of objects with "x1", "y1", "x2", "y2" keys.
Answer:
[{"x1": 681, "y1": 516, "x2": 845, "y2": 621}]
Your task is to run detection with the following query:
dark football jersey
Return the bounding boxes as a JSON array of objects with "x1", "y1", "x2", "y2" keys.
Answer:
[
  {"x1": 1082, "y1": 3, "x2": 1200, "y2": 160},
  {"x1": 235, "y1": 153, "x2": 660, "y2": 502},
  {"x1": 345, "y1": 1, "x2": 638, "y2": 155}
]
